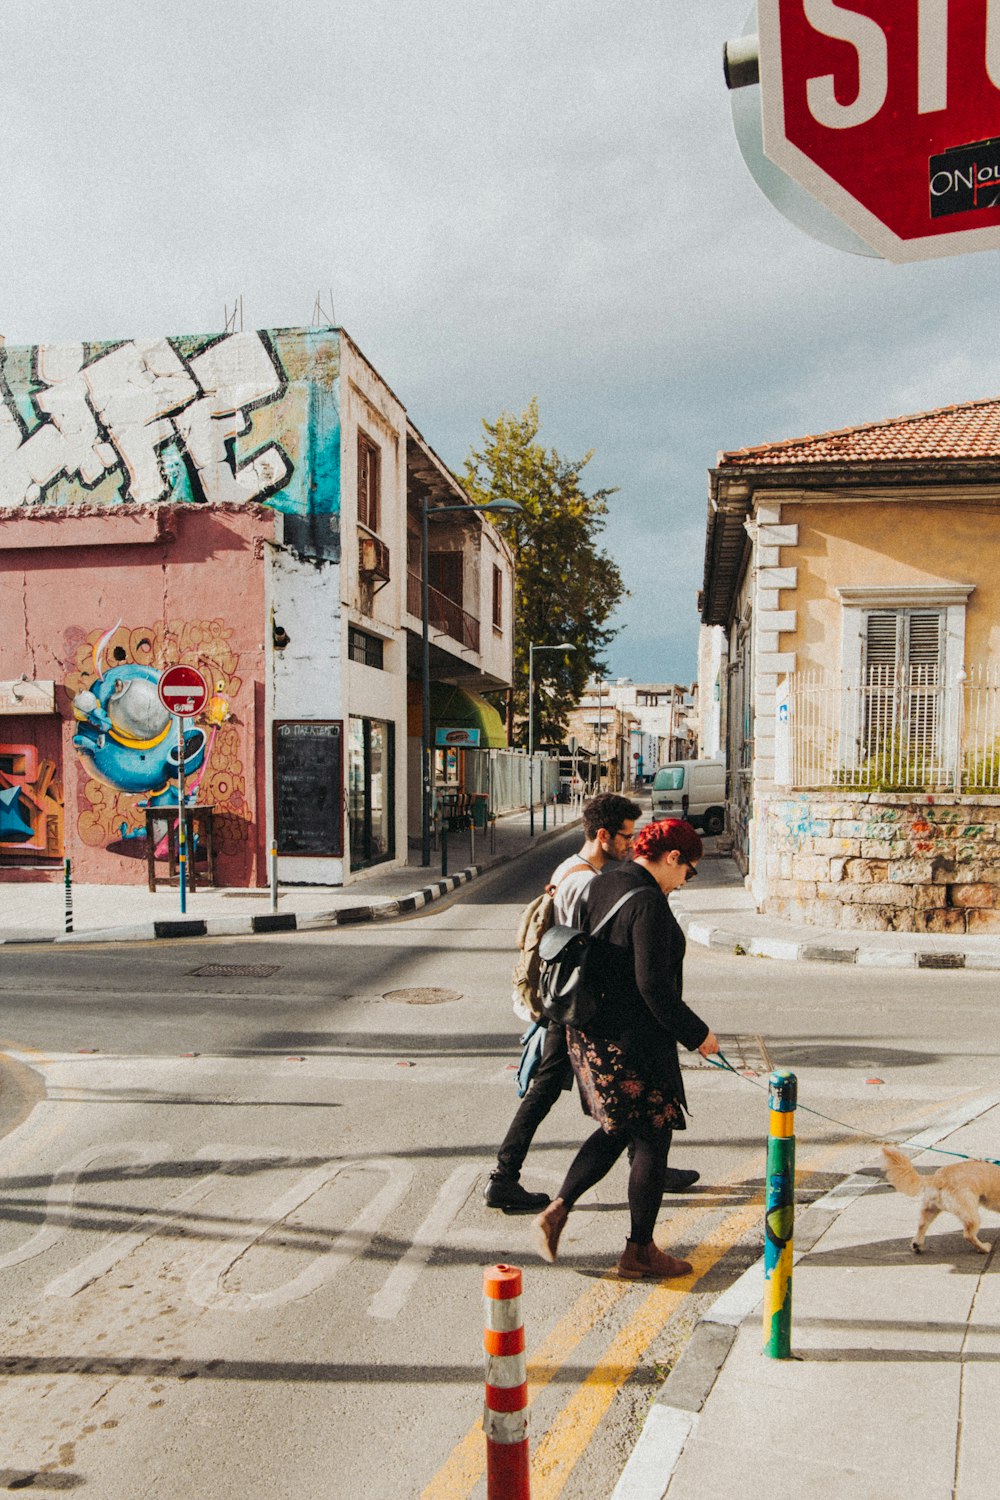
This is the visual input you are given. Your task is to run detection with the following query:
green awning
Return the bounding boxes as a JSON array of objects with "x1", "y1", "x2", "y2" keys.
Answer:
[{"x1": 430, "y1": 683, "x2": 507, "y2": 748}]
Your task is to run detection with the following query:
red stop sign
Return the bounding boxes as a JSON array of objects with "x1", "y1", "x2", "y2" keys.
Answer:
[
  {"x1": 759, "y1": 0, "x2": 1000, "y2": 262},
  {"x1": 158, "y1": 665, "x2": 209, "y2": 718}
]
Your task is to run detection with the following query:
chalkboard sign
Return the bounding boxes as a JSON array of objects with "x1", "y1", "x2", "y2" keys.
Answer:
[{"x1": 273, "y1": 720, "x2": 343, "y2": 856}]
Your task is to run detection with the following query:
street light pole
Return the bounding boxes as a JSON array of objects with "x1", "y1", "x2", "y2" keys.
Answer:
[
  {"x1": 421, "y1": 497, "x2": 432, "y2": 867},
  {"x1": 595, "y1": 677, "x2": 603, "y2": 793},
  {"x1": 528, "y1": 642, "x2": 535, "y2": 839},
  {"x1": 420, "y1": 496, "x2": 523, "y2": 867},
  {"x1": 528, "y1": 640, "x2": 575, "y2": 837}
]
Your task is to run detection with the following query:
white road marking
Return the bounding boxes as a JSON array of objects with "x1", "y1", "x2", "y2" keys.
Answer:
[
  {"x1": 186, "y1": 1157, "x2": 414, "y2": 1311},
  {"x1": 0, "y1": 1140, "x2": 168, "y2": 1273},
  {"x1": 44, "y1": 1143, "x2": 256, "y2": 1298},
  {"x1": 368, "y1": 1162, "x2": 481, "y2": 1321}
]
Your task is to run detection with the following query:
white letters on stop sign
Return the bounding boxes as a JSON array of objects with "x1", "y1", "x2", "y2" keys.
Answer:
[
  {"x1": 803, "y1": 0, "x2": 1000, "y2": 131},
  {"x1": 804, "y1": 0, "x2": 888, "y2": 128}
]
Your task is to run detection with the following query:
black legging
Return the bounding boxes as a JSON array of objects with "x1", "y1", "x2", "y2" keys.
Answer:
[{"x1": 556, "y1": 1126, "x2": 672, "y2": 1245}]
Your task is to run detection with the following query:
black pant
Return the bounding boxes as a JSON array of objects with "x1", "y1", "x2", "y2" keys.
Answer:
[
  {"x1": 558, "y1": 1125, "x2": 673, "y2": 1244},
  {"x1": 495, "y1": 1022, "x2": 573, "y2": 1178}
]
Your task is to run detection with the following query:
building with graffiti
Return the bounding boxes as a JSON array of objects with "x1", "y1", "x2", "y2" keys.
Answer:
[{"x1": 0, "y1": 326, "x2": 514, "y2": 888}]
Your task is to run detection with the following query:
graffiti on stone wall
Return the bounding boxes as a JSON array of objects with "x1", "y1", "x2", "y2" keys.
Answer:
[
  {"x1": 0, "y1": 329, "x2": 341, "y2": 516},
  {"x1": 65, "y1": 621, "x2": 250, "y2": 857}
]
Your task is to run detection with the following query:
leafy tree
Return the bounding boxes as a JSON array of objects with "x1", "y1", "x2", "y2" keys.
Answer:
[{"x1": 462, "y1": 399, "x2": 626, "y2": 746}]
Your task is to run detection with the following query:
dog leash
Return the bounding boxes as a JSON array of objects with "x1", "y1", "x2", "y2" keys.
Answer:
[{"x1": 704, "y1": 1050, "x2": 1000, "y2": 1165}]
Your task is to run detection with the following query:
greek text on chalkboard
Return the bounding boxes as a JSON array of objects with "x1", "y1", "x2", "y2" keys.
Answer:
[{"x1": 273, "y1": 719, "x2": 343, "y2": 857}]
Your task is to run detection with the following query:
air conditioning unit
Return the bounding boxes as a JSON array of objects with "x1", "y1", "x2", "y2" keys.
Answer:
[{"x1": 359, "y1": 535, "x2": 390, "y2": 581}]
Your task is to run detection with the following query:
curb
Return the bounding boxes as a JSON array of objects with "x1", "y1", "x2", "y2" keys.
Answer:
[
  {"x1": 610, "y1": 1084, "x2": 1000, "y2": 1500},
  {"x1": 0, "y1": 868, "x2": 483, "y2": 948},
  {"x1": 0, "y1": 815, "x2": 577, "y2": 948},
  {"x1": 677, "y1": 914, "x2": 1000, "y2": 971},
  {"x1": 608, "y1": 1169, "x2": 881, "y2": 1500}
]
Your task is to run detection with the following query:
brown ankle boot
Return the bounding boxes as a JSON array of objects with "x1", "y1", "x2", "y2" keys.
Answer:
[
  {"x1": 533, "y1": 1198, "x2": 569, "y2": 1263},
  {"x1": 616, "y1": 1239, "x2": 693, "y2": 1281}
]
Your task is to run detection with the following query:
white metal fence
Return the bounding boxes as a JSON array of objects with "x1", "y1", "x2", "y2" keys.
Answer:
[
  {"x1": 463, "y1": 748, "x2": 560, "y2": 813},
  {"x1": 783, "y1": 666, "x2": 1000, "y2": 792}
]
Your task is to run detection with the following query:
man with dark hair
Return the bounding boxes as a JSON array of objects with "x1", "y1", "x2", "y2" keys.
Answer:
[{"x1": 487, "y1": 792, "x2": 704, "y2": 1211}]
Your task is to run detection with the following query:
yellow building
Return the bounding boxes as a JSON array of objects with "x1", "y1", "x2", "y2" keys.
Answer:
[{"x1": 701, "y1": 398, "x2": 1000, "y2": 933}]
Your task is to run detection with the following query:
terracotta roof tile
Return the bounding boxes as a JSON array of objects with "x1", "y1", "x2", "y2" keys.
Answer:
[{"x1": 719, "y1": 396, "x2": 1000, "y2": 468}]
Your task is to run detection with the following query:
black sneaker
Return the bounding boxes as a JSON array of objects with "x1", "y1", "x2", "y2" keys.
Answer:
[
  {"x1": 662, "y1": 1168, "x2": 700, "y2": 1193},
  {"x1": 484, "y1": 1175, "x2": 551, "y2": 1212}
]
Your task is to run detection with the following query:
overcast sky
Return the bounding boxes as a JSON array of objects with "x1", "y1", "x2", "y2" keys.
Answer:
[{"x1": 4, "y1": 2, "x2": 1000, "y2": 683}]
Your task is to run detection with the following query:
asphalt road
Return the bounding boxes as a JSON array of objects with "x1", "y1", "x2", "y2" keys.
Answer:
[{"x1": 2, "y1": 836, "x2": 1000, "y2": 1497}]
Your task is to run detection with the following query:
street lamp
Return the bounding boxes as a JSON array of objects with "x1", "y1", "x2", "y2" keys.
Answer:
[
  {"x1": 528, "y1": 640, "x2": 576, "y2": 837},
  {"x1": 421, "y1": 496, "x2": 523, "y2": 866}
]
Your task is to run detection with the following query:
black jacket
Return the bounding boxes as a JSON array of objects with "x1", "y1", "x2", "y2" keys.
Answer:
[{"x1": 581, "y1": 861, "x2": 709, "y2": 1110}]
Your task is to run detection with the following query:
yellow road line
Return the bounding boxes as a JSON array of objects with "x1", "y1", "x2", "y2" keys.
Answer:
[
  {"x1": 528, "y1": 1198, "x2": 763, "y2": 1500},
  {"x1": 528, "y1": 1144, "x2": 849, "y2": 1500},
  {"x1": 420, "y1": 1161, "x2": 767, "y2": 1500},
  {"x1": 421, "y1": 1146, "x2": 844, "y2": 1500}
]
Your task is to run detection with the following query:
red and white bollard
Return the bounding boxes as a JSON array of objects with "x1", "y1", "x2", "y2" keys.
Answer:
[{"x1": 483, "y1": 1264, "x2": 531, "y2": 1498}]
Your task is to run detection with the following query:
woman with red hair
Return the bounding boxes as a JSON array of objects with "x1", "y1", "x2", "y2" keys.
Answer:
[{"x1": 533, "y1": 818, "x2": 719, "y2": 1279}]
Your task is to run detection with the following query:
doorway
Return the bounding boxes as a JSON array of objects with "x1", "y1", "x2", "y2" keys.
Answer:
[{"x1": 348, "y1": 717, "x2": 395, "y2": 869}]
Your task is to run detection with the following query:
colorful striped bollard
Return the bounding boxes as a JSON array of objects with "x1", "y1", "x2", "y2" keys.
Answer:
[
  {"x1": 763, "y1": 1069, "x2": 796, "y2": 1359},
  {"x1": 483, "y1": 1264, "x2": 531, "y2": 1498},
  {"x1": 63, "y1": 858, "x2": 73, "y2": 934}
]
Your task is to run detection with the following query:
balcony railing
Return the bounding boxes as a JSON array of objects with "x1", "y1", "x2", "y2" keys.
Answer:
[
  {"x1": 407, "y1": 571, "x2": 481, "y2": 654},
  {"x1": 782, "y1": 666, "x2": 1000, "y2": 792}
]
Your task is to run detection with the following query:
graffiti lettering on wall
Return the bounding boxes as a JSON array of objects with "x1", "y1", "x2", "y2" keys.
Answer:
[
  {"x1": 0, "y1": 742, "x2": 63, "y2": 856},
  {"x1": 0, "y1": 329, "x2": 341, "y2": 516},
  {"x1": 65, "y1": 621, "x2": 250, "y2": 858}
]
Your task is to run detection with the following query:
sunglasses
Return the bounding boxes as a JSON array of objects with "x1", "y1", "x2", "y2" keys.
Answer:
[{"x1": 680, "y1": 858, "x2": 698, "y2": 880}]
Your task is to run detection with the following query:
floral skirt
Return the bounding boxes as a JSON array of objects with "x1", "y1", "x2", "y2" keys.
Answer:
[{"x1": 566, "y1": 1026, "x2": 684, "y2": 1136}]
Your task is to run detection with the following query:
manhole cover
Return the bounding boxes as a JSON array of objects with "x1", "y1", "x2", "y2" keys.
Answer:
[
  {"x1": 188, "y1": 964, "x2": 282, "y2": 978},
  {"x1": 382, "y1": 987, "x2": 463, "y2": 1005}
]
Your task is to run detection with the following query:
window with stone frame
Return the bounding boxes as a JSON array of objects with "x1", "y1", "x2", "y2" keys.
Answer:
[{"x1": 863, "y1": 609, "x2": 942, "y2": 749}]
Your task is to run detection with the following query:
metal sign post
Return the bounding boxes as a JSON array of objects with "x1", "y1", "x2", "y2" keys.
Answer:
[
  {"x1": 157, "y1": 665, "x2": 210, "y2": 917},
  {"x1": 177, "y1": 716, "x2": 188, "y2": 914}
]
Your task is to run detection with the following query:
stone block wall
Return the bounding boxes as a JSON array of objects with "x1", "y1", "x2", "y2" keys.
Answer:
[{"x1": 759, "y1": 792, "x2": 1000, "y2": 932}]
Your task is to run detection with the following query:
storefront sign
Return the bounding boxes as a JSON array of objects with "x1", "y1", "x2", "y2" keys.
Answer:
[{"x1": 435, "y1": 727, "x2": 480, "y2": 747}]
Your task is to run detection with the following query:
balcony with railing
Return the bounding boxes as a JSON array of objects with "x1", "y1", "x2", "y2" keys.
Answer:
[
  {"x1": 406, "y1": 570, "x2": 481, "y2": 655},
  {"x1": 781, "y1": 665, "x2": 1000, "y2": 793}
]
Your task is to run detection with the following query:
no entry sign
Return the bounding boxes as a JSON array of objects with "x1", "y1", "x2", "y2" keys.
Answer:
[
  {"x1": 158, "y1": 665, "x2": 209, "y2": 718},
  {"x1": 758, "y1": 0, "x2": 1000, "y2": 262}
]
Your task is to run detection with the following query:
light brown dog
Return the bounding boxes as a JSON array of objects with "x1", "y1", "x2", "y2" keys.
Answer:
[{"x1": 882, "y1": 1146, "x2": 1000, "y2": 1254}]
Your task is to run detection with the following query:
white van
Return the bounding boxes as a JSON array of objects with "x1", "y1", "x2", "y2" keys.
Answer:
[{"x1": 650, "y1": 760, "x2": 726, "y2": 837}]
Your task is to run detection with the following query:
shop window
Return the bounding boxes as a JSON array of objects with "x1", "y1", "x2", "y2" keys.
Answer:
[{"x1": 348, "y1": 717, "x2": 395, "y2": 869}]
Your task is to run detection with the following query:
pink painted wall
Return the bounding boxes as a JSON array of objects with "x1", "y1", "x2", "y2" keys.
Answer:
[{"x1": 0, "y1": 504, "x2": 273, "y2": 886}]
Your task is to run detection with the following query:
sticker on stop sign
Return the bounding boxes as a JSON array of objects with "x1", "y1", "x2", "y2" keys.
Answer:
[
  {"x1": 158, "y1": 665, "x2": 210, "y2": 718},
  {"x1": 759, "y1": 0, "x2": 1000, "y2": 262}
]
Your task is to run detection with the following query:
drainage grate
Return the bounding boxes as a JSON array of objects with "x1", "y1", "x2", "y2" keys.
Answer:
[
  {"x1": 917, "y1": 952, "x2": 965, "y2": 970},
  {"x1": 382, "y1": 987, "x2": 463, "y2": 1005},
  {"x1": 188, "y1": 964, "x2": 282, "y2": 978},
  {"x1": 683, "y1": 1032, "x2": 773, "y2": 1073}
]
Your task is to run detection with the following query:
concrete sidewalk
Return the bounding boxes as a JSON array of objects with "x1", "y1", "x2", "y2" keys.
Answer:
[
  {"x1": 0, "y1": 803, "x2": 579, "y2": 945},
  {"x1": 672, "y1": 852, "x2": 1000, "y2": 971},
  {"x1": 613, "y1": 1089, "x2": 1000, "y2": 1500},
  {"x1": 7, "y1": 806, "x2": 1000, "y2": 966}
]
